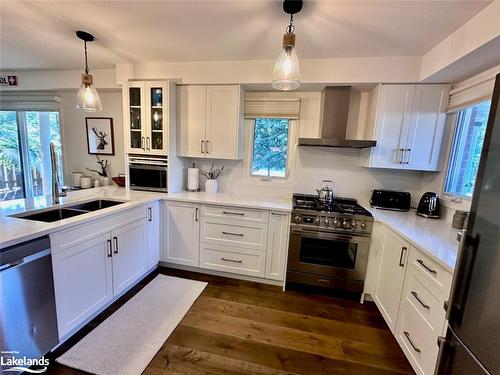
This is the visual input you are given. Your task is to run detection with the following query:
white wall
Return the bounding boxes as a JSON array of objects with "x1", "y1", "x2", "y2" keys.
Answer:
[{"x1": 58, "y1": 90, "x2": 125, "y2": 185}]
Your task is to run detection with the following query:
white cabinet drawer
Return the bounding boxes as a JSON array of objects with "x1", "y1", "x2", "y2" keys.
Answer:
[
  {"x1": 202, "y1": 205, "x2": 268, "y2": 224},
  {"x1": 201, "y1": 220, "x2": 267, "y2": 251},
  {"x1": 200, "y1": 243, "x2": 265, "y2": 277},
  {"x1": 408, "y1": 246, "x2": 453, "y2": 296},
  {"x1": 396, "y1": 306, "x2": 439, "y2": 375},
  {"x1": 401, "y1": 272, "x2": 446, "y2": 343}
]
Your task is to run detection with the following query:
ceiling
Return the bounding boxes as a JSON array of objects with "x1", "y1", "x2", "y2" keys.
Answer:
[{"x1": 0, "y1": 0, "x2": 492, "y2": 71}]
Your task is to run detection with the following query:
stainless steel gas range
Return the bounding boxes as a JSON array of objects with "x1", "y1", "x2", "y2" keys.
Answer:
[{"x1": 287, "y1": 194, "x2": 374, "y2": 294}]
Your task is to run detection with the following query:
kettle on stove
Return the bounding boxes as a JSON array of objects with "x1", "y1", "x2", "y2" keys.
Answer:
[{"x1": 417, "y1": 192, "x2": 441, "y2": 218}]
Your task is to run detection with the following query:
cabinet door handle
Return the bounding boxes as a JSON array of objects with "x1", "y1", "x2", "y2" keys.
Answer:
[
  {"x1": 399, "y1": 246, "x2": 407, "y2": 267},
  {"x1": 221, "y1": 257, "x2": 242, "y2": 264},
  {"x1": 417, "y1": 259, "x2": 437, "y2": 275},
  {"x1": 195, "y1": 207, "x2": 199, "y2": 222},
  {"x1": 141, "y1": 137, "x2": 145, "y2": 150},
  {"x1": 222, "y1": 231, "x2": 244, "y2": 237},
  {"x1": 397, "y1": 148, "x2": 404, "y2": 164},
  {"x1": 222, "y1": 211, "x2": 244, "y2": 216},
  {"x1": 148, "y1": 207, "x2": 152, "y2": 221},
  {"x1": 404, "y1": 148, "x2": 411, "y2": 164},
  {"x1": 411, "y1": 291, "x2": 430, "y2": 309},
  {"x1": 403, "y1": 331, "x2": 421, "y2": 353},
  {"x1": 107, "y1": 239, "x2": 112, "y2": 257},
  {"x1": 146, "y1": 137, "x2": 151, "y2": 151},
  {"x1": 205, "y1": 140, "x2": 210, "y2": 154},
  {"x1": 201, "y1": 140, "x2": 205, "y2": 154},
  {"x1": 113, "y1": 236, "x2": 119, "y2": 254}
]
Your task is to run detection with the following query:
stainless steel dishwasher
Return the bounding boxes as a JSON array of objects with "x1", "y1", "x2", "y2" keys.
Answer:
[{"x1": 0, "y1": 236, "x2": 59, "y2": 363}]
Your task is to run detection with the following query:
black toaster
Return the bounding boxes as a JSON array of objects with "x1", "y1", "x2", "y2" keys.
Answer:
[{"x1": 370, "y1": 190, "x2": 411, "y2": 211}]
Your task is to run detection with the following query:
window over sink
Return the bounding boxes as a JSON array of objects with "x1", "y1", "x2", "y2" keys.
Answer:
[
  {"x1": 250, "y1": 118, "x2": 290, "y2": 178},
  {"x1": 443, "y1": 101, "x2": 491, "y2": 198},
  {"x1": 0, "y1": 110, "x2": 64, "y2": 201}
]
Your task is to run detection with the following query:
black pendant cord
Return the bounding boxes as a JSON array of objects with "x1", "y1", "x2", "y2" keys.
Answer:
[
  {"x1": 287, "y1": 14, "x2": 295, "y2": 33},
  {"x1": 84, "y1": 40, "x2": 89, "y2": 74}
]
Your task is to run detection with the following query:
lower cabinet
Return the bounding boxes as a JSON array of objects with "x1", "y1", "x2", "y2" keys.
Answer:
[
  {"x1": 163, "y1": 201, "x2": 290, "y2": 282},
  {"x1": 371, "y1": 224, "x2": 453, "y2": 375},
  {"x1": 51, "y1": 207, "x2": 148, "y2": 339},
  {"x1": 146, "y1": 201, "x2": 160, "y2": 269},
  {"x1": 164, "y1": 201, "x2": 200, "y2": 266},
  {"x1": 373, "y1": 227, "x2": 409, "y2": 333}
]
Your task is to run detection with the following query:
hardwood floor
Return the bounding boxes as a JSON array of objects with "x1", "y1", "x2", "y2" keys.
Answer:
[{"x1": 47, "y1": 267, "x2": 414, "y2": 375}]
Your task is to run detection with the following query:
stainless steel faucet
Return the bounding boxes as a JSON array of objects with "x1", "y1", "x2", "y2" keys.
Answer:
[{"x1": 50, "y1": 142, "x2": 66, "y2": 204}]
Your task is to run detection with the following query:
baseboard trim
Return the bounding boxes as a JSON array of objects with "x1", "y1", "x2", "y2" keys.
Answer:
[{"x1": 159, "y1": 261, "x2": 284, "y2": 286}]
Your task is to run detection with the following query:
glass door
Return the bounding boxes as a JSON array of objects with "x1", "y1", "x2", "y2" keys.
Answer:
[
  {"x1": 0, "y1": 111, "x2": 25, "y2": 200},
  {"x1": 150, "y1": 86, "x2": 164, "y2": 151},
  {"x1": 129, "y1": 86, "x2": 144, "y2": 151}
]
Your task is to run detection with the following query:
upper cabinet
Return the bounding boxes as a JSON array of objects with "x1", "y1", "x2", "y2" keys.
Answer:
[
  {"x1": 361, "y1": 84, "x2": 450, "y2": 171},
  {"x1": 177, "y1": 85, "x2": 243, "y2": 159},
  {"x1": 124, "y1": 81, "x2": 173, "y2": 155}
]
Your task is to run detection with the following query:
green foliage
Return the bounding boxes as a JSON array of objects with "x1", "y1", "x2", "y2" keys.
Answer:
[{"x1": 251, "y1": 118, "x2": 289, "y2": 177}]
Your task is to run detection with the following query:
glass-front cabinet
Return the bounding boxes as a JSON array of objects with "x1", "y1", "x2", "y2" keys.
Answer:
[{"x1": 125, "y1": 81, "x2": 170, "y2": 155}]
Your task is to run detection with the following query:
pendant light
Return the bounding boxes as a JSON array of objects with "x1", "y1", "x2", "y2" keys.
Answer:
[
  {"x1": 76, "y1": 31, "x2": 102, "y2": 112},
  {"x1": 272, "y1": 0, "x2": 303, "y2": 91}
]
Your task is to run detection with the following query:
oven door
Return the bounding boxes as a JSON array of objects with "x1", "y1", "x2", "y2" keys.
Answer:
[
  {"x1": 288, "y1": 227, "x2": 370, "y2": 282},
  {"x1": 129, "y1": 164, "x2": 168, "y2": 192}
]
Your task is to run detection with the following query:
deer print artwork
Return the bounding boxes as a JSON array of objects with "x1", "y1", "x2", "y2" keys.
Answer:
[{"x1": 92, "y1": 127, "x2": 108, "y2": 150}]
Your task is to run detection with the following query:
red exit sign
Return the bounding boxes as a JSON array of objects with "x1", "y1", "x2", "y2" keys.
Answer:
[{"x1": 0, "y1": 75, "x2": 18, "y2": 86}]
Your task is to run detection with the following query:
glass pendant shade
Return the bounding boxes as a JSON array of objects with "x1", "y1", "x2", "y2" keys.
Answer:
[
  {"x1": 272, "y1": 32, "x2": 301, "y2": 91},
  {"x1": 76, "y1": 74, "x2": 102, "y2": 112}
]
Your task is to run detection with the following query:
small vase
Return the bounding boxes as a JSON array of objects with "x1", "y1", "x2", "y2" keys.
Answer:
[
  {"x1": 205, "y1": 179, "x2": 218, "y2": 193},
  {"x1": 102, "y1": 177, "x2": 111, "y2": 186}
]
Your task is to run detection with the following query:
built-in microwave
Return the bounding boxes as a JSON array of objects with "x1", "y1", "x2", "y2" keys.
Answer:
[{"x1": 128, "y1": 155, "x2": 168, "y2": 192}]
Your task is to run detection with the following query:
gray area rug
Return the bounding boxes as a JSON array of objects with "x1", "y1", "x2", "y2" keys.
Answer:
[{"x1": 56, "y1": 274, "x2": 207, "y2": 375}]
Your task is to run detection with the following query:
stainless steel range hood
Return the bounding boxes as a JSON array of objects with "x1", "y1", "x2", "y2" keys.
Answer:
[{"x1": 298, "y1": 86, "x2": 377, "y2": 148}]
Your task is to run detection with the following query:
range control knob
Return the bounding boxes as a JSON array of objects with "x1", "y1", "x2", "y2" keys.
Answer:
[
  {"x1": 294, "y1": 215, "x2": 302, "y2": 224},
  {"x1": 360, "y1": 221, "x2": 367, "y2": 230},
  {"x1": 333, "y1": 218, "x2": 340, "y2": 228},
  {"x1": 351, "y1": 220, "x2": 358, "y2": 229},
  {"x1": 324, "y1": 218, "x2": 330, "y2": 227},
  {"x1": 342, "y1": 220, "x2": 350, "y2": 229},
  {"x1": 314, "y1": 217, "x2": 322, "y2": 226}
]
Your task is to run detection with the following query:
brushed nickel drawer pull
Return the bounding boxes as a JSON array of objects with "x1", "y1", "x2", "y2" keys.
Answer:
[
  {"x1": 222, "y1": 211, "x2": 245, "y2": 216},
  {"x1": 113, "y1": 236, "x2": 119, "y2": 254},
  {"x1": 221, "y1": 257, "x2": 242, "y2": 263},
  {"x1": 403, "y1": 331, "x2": 421, "y2": 353},
  {"x1": 107, "y1": 239, "x2": 112, "y2": 257},
  {"x1": 411, "y1": 291, "x2": 430, "y2": 309},
  {"x1": 222, "y1": 231, "x2": 244, "y2": 237},
  {"x1": 417, "y1": 259, "x2": 437, "y2": 275},
  {"x1": 318, "y1": 279, "x2": 331, "y2": 284}
]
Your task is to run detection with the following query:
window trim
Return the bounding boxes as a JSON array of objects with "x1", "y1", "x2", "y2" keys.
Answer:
[
  {"x1": 249, "y1": 118, "x2": 291, "y2": 180},
  {"x1": 243, "y1": 118, "x2": 297, "y2": 187}
]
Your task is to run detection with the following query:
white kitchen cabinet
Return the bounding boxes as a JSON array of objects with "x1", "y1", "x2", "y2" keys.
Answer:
[
  {"x1": 265, "y1": 212, "x2": 290, "y2": 281},
  {"x1": 177, "y1": 84, "x2": 243, "y2": 159},
  {"x1": 146, "y1": 201, "x2": 160, "y2": 269},
  {"x1": 51, "y1": 233, "x2": 113, "y2": 338},
  {"x1": 165, "y1": 201, "x2": 200, "y2": 266},
  {"x1": 373, "y1": 226, "x2": 410, "y2": 333},
  {"x1": 110, "y1": 219, "x2": 148, "y2": 295},
  {"x1": 361, "y1": 84, "x2": 449, "y2": 171},
  {"x1": 124, "y1": 81, "x2": 173, "y2": 155}
]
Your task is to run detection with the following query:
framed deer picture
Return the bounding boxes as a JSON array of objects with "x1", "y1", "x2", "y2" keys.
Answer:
[{"x1": 85, "y1": 117, "x2": 115, "y2": 155}]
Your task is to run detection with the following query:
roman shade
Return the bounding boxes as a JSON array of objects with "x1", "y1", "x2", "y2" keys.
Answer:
[
  {"x1": 447, "y1": 66, "x2": 499, "y2": 112},
  {"x1": 244, "y1": 93, "x2": 301, "y2": 119},
  {"x1": 0, "y1": 94, "x2": 62, "y2": 112}
]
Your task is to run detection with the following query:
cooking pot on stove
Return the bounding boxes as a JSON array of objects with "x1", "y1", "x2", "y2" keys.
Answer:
[{"x1": 316, "y1": 180, "x2": 334, "y2": 203}]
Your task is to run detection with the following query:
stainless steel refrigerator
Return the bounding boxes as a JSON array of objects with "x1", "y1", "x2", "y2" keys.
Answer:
[{"x1": 435, "y1": 73, "x2": 500, "y2": 374}]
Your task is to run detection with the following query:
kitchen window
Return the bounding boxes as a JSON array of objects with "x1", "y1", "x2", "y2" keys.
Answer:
[
  {"x1": 443, "y1": 101, "x2": 491, "y2": 198},
  {"x1": 0, "y1": 110, "x2": 63, "y2": 201},
  {"x1": 250, "y1": 118, "x2": 290, "y2": 178}
]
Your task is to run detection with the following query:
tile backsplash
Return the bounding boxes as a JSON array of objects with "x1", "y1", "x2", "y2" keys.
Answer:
[{"x1": 186, "y1": 146, "x2": 427, "y2": 207}]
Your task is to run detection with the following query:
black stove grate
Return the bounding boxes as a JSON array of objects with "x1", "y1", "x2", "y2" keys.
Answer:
[{"x1": 293, "y1": 194, "x2": 372, "y2": 216}]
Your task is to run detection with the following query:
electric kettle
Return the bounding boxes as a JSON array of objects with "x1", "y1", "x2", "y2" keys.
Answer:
[{"x1": 417, "y1": 192, "x2": 441, "y2": 218}]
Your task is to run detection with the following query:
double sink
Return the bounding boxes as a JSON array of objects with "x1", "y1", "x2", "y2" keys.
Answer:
[{"x1": 12, "y1": 199, "x2": 126, "y2": 223}]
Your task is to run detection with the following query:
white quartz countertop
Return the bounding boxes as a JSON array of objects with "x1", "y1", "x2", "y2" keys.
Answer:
[
  {"x1": 368, "y1": 207, "x2": 460, "y2": 272},
  {"x1": 0, "y1": 187, "x2": 292, "y2": 249}
]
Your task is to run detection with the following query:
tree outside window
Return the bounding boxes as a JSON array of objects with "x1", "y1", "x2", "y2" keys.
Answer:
[{"x1": 251, "y1": 118, "x2": 289, "y2": 178}]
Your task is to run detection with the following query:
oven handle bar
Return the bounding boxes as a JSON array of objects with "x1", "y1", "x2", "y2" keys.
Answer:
[{"x1": 291, "y1": 227, "x2": 371, "y2": 243}]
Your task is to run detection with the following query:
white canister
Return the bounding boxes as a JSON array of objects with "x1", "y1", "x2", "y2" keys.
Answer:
[
  {"x1": 205, "y1": 179, "x2": 218, "y2": 193},
  {"x1": 102, "y1": 177, "x2": 112, "y2": 186},
  {"x1": 80, "y1": 176, "x2": 93, "y2": 189},
  {"x1": 72, "y1": 172, "x2": 84, "y2": 187},
  {"x1": 94, "y1": 179, "x2": 101, "y2": 188}
]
